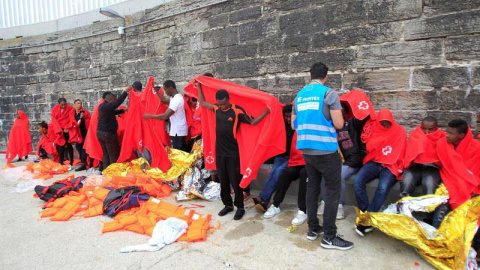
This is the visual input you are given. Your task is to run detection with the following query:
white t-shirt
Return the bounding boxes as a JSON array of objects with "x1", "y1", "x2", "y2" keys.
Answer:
[{"x1": 168, "y1": 93, "x2": 188, "y2": 136}]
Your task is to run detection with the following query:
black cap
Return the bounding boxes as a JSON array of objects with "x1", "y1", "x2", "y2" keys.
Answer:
[{"x1": 132, "y1": 81, "x2": 142, "y2": 91}]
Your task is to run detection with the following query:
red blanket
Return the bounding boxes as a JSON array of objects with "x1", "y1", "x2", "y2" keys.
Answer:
[
  {"x1": 118, "y1": 77, "x2": 171, "y2": 172},
  {"x1": 404, "y1": 125, "x2": 445, "y2": 168},
  {"x1": 184, "y1": 75, "x2": 285, "y2": 188},
  {"x1": 51, "y1": 104, "x2": 74, "y2": 129},
  {"x1": 287, "y1": 132, "x2": 305, "y2": 167},
  {"x1": 6, "y1": 111, "x2": 32, "y2": 163},
  {"x1": 189, "y1": 107, "x2": 202, "y2": 138},
  {"x1": 37, "y1": 125, "x2": 59, "y2": 162},
  {"x1": 362, "y1": 109, "x2": 407, "y2": 178},
  {"x1": 68, "y1": 108, "x2": 91, "y2": 144},
  {"x1": 340, "y1": 89, "x2": 376, "y2": 121},
  {"x1": 437, "y1": 131, "x2": 480, "y2": 208},
  {"x1": 456, "y1": 127, "x2": 480, "y2": 177}
]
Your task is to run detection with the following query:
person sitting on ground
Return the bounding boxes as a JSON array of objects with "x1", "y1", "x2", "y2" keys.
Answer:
[
  {"x1": 400, "y1": 116, "x2": 445, "y2": 198},
  {"x1": 97, "y1": 89, "x2": 129, "y2": 169},
  {"x1": 195, "y1": 80, "x2": 270, "y2": 220},
  {"x1": 36, "y1": 121, "x2": 60, "y2": 162},
  {"x1": 260, "y1": 129, "x2": 309, "y2": 225},
  {"x1": 354, "y1": 108, "x2": 407, "y2": 236},
  {"x1": 5, "y1": 110, "x2": 32, "y2": 163},
  {"x1": 318, "y1": 102, "x2": 368, "y2": 220},
  {"x1": 51, "y1": 98, "x2": 74, "y2": 165},
  {"x1": 252, "y1": 105, "x2": 295, "y2": 213},
  {"x1": 144, "y1": 80, "x2": 189, "y2": 151}
]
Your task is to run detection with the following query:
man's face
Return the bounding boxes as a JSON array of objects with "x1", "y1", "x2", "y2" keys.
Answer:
[
  {"x1": 216, "y1": 98, "x2": 230, "y2": 110},
  {"x1": 16, "y1": 112, "x2": 20, "y2": 119},
  {"x1": 59, "y1": 101, "x2": 66, "y2": 109},
  {"x1": 421, "y1": 121, "x2": 438, "y2": 134},
  {"x1": 380, "y1": 120, "x2": 392, "y2": 129},
  {"x1": 284, "y1": 112, "x2": 292, "y2": 125},
  {"x1": 38, "y1": 125, "x2": 46, "y2": 133},
  {"x1": 446, "y1": 127, "x2": 465, "y2": 146},
  {"x1": 192, "y1": 100, "x2": 198, "y2": 108},
  {"x1": 165, "y1": 87, "x2": 175, "y2": 96},
  {"x1": 74, "y1": 101, "x2": 82, "y2": 110}
]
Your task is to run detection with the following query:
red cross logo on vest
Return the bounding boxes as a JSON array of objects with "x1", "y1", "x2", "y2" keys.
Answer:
[
  {"x1": 358, "y1": 101, "x2": 369, "y2": 110},
  {"x1": 382, "y1": 145, "x2": 393, "y2": 156}
]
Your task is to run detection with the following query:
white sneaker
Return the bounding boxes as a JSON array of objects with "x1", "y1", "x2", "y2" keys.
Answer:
[
  {"x1": 291, "y1": 210, "x2": 308, "y2": 225},
  {"x1": 317, "y1": 201, "x2": 325, "y2": 215},
  {"x1": 263, "y1": 205, "x2": 281, "y2": 219},
  {"x1": 336, "y1": 204, "x2": 345, "y2": 220}
]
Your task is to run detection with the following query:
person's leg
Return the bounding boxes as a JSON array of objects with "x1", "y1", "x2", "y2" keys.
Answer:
[
  {"x1": 366, "y1": 167, "x2": 397, "y2": 212},
  {"x1": 304, "y1": 155, "x2": 323, "y2": 233},
  {"x1": 353, "y1": 162, "x2": 381, "y2": 211},
  {"x1": 96, "y1": 131, "x2": 110, "y2": 169},
  {"x1": 318, "y1": 153, "x2": 342, "y2": 238},
  {"x1": 142, "y1": 147, "x2": 152, "y2": 165},
  {"x1": 432, "y1": 203, "x2": 451, "y2": 228},
  {"x1": 400, "y1": 165, "x2": 421, "y2": 196},
  {"x1": 104, "y1": 132, "x2": 120, "y2": 168},
  {"x1": 298, "y1": 167, "x2": 308, "y2": 213},
  {"x1": 227, "y1": 155, "x2": 244, "y2": 210},
  {"x1": 272, "y1": 166, "x2": 301, "y2": 208},
  {"x1": 422, "y1": 167, "x2": 441, "y2": 195},
  {"x1": 216, "y1": 155, "x2": 233, "y2": 208},
  {"x1": 171, "y1": 136, "x2": 187, "y2": 151},
  {"x1": 63, "y1": 132, "x2": 74, "y2": 164},
  {"x1": 340, "y1": 165, "x2": 358, "y2": 205},
  {"x1": 259, "y1": 156, "x2": 289, "y2": 203},
  {"x1": 75, "y1": 142, "x2": 86, "y2": 164},
  {"x1": 56, "y1": 144, "x2": 66, "y2": 165}
]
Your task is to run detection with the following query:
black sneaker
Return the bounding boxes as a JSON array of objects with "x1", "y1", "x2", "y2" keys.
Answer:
[
  {"x1": 75, "y1": 164, "x2": 87, "y2": 172},
  {"x1": 218, "y1": 206, "x2": 234, "y2": 216},
  {"x1": 306, "y1": 226, "x2": 324, "y2": 241},
  {"x1": 355, "y1": 225, "x2": 375, "y2": 237},
  {"x1": 234, "y1": 208, "x2": 245, "y2": 220},
  {"x1": 321, "y1": 234, "x2": 354, "y2": 251}
]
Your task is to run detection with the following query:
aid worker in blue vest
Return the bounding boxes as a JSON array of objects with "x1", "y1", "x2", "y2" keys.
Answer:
[{"x1": 292, "y1": 62, "x2": 354, "y2": 251}]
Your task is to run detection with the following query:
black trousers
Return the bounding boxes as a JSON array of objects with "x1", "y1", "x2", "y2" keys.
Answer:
[
  {"x1": 272, "y1": 166, "x2": 307, "y2": 212},
  {"x1": 75, "y1": 141, "x2": 87, "y2": 164},
  {"x1": 57, "y1": 132, "x2": 73, "y2": 165},
  {"x1": 171, "y1": 135, "x2": 187, "y2": 152},
  {"x1": 96, "y1": 130, "x2": 120, "y2": 170},
  {"x1": 304, "y1": 152, "x2": 342, "y2": 238},
  {"x1": 217, "y1": 154, "x2": 244, "y2": 209}
]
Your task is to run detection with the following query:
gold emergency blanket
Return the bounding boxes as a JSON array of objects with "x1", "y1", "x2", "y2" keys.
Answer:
[
  {"x1": 356, "y1": 185, "x2": 480, "y2": 270},
  {"x1": 103, "y1": 142, "x2": 203, "y2": 181}
]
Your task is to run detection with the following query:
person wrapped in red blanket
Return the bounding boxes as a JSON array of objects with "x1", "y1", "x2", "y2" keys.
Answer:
[
  {"x1": 36, "y1": 121, "x2": 60, "y2": 162},
  {"x1": 400, "y1": 116, "x2": 445, "y2": 197},
  {"x1": 69, "y1": 99, "x2": 92, "y2": 171},
  {"x1": 51, "y1": 98, "x2": 74, "y2": 165},
  {"x1": 354, "y1": 108, "x2": 407, "y2": 236},
  {"x1": 5, "y1": 110, "x2": 32, "y2": 163},
  {"x1": 188, "y1": 77, "x2": 280, "y2": 221}
]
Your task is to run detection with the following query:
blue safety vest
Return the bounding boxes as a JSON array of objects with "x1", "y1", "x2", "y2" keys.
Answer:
[{"x1": 294, "y1": 83, "x2": 338, "y2": 151}]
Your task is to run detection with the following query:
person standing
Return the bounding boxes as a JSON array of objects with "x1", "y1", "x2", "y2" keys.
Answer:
[
  {"x1": 71, "y1": 99, "x2": 91, "y2": 171},
  {"x1": 51, "y1": 98, "x2": 74, "y2": 165},
  {"x1": 97, "y1": 88, "x2": 129, "y2": 169},
  {"x1": 292, "y1": 62, "x2": 354, "y2": 250},
  {"x1": 5, "y1": 110, "x2": 32, "y2": 163}
]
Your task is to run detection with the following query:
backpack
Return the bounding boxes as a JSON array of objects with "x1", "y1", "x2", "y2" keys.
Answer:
[
  {"x1": 102, "y1": 186, "x2": 150, "y2": 217},
  {"x1": 34, "y1": 176, "x2": 86, "y2": 207}
]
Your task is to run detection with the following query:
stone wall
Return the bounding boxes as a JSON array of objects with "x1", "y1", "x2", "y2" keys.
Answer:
[{"x1": 1, "y1": 0, "x2": 479, "y2": 150}]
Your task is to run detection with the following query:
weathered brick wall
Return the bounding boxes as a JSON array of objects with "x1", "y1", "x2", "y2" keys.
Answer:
[{"x1": 1, "y1": 0, "x2": 479, "y2": 150}]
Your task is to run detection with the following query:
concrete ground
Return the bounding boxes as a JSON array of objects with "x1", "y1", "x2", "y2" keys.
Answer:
[{"x1": 0, "y1": 157, "x2": 434, "y2": 270}]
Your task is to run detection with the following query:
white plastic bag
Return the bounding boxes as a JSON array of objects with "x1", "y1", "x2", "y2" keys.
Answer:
[
  {"x1": 12, "y1": 180, "x2": 43, "y2": 193},
  {"x1": 0, "y1": 166, "x2": 32, "y2": 182}
]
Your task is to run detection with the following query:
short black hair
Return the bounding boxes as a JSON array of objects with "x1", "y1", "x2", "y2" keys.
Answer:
[
  {"x1": 163, "y1": 80, "x2": 176, "y2": 89},
  {"x1": 215, "y1": 89, "x2": 229, "y2": 100},
  {"x1": 448, "y1": 119, "x2": 468, "y2": 134},
  {"x1": 104, "y1": 93, "x2": 116, "y2": 101},
  {"x1": 132, "y1": 81, "x2": 142, "y2": 91},
  {"x1": 74, "y1": 99, "x2": 81, "y2": 104},
  {"x1": 422, "y1": 116, "x2": 438, "y2": 126},
  {"x1": 283, "y1": 104, "x2": 293, "y2": 114},
  {"x1": 191, "y1": 97, "x2": 198, "y2": 102},
  {"x1": 38, "y1": 121, "x2": 48, "y2": 129},
  {"x1": 58, "y1": 98, "x2": 67, "y2": 103},
  {"x1": 203, "y1": 72, "x2": 214, "y2": 78},
  {"x1": 310, "y1": 62, "x2": 328, "y2": 80},
  {"x1": 102, "y1": 91, "x2": 112, "y2": 99},
  {"x1": 154, "y1": 86, "x2": 161, "y2": 90}
]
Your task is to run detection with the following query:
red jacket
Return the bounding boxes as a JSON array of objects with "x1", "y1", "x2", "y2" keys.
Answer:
[
  {"x1": 287, "y1": 132, "x2": 305, "y2": 167},
  {"x1": 68, "y1": 108, "x2": 91, "y2": 144}
]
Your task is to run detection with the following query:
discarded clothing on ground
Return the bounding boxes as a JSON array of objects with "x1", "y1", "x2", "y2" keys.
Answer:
[
  {"x1": 102, "y1": 186, "x2": 150, "y2": 217},
  {"x1": 120, "y1": 217, "x2": 188, "y2": 253},
  {"x1": 34, "y1": 175, "x2": 85, "y2": 204},
  {"x1": 176, "y1": 166, "x2": 221, "y2": 202},
  {"x1": 356, "y1": 185, "x2": 480, "y2": 270}
]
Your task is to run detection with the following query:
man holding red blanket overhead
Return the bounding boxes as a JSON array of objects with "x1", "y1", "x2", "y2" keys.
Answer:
[
  {"x1": 354, "y1": 108, "x2": 407, "y2": 237},
  {"x1": 6, "y1": 110, "x2": 32, "y2": 163},
  {"x1": 400, "y1": 116, "x2": 445, "y2": 197},
  {"x1": 194, "y1": 81, "x2": 270, "y2": 221},
  {"x1": 51, "y1": 98, "x2": 74, "y2": 165}
]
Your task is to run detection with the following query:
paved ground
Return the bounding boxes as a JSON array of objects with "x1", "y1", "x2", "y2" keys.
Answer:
[{"x1": 0, "y1": 157, "x2": 434, "y2": 270}]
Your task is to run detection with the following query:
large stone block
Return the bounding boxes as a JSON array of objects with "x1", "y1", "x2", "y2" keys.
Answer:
[
  {"x1": 324, "y1": 1, "x2": 367, "y2": 30},
  {"x1": 369, "y1": 90, "x2": 438, "y2": 110},
  {"x1": 0, "y1": 77, "x2": 15, "y2": 86},
  {"x1": 412, "y1": 67, "x2": 470, "y2": 90},
  {"x1": 283, "y1": 34, "x2": 311, "y2": 53},
  {"x1": 227, "y1": 44, "x2": 257, "y2": 60},
  {"x1": 208, "y1": 13, "x2": 229, "y2": 28},
  {"x1": 122, "y1": 46, "x2": 146, "y2": 61},
  {"x1": 368, "y1": 0, "x2": 422, "y2": 23},
  {"x1": 59, "y1": 71, "x2": 77, "y2": 81},
  {"x1": 202, "y1": 26, "x2": 239, "y2": 49},
  {"x1": 215, "y1": 58, "x2": 264, "y2": 78},
  {"x1": 423, "y1": 0, "x2": 480, "y2": 16},
  {"x1": 192, "y1": 48, "x2": 227, "y2": 65},
  {"x1": 290, "y1": 49, "x2": 356, "y2": 72},
  {"x1": 15, "y1": 75, "x2": 38, "y2": 85},
  {"x1": 239, "y1": 18, "x2": 276, "y2": 42},
  {"x1": 391, "y1": 110, "x2": 428, "y2": 129},
  {"x1": 258, "y1": 36, "x2": 283, "y2": 56},
  {"x1": 46, "y1": 60, "x2": 63, "y2": 72},
  {"x1": 436, "y1": 89, "x2": 480, "y2": 111},
  {"x1": 104, "y1": 50, "x2": 123, "y2": 65},
  {"x1": 38, "y1": 73, "x2": 60, "y2": 83},
  {"x1": 428, "y1": 111, "x2": 477, "y2": 129},
  {"x1": 257, "y1": 76, "x2": 308, "y2": 94},
  {"x1": 279, "y1": 9, "x2": 323, "y2": 36},
  {"x1": 261, "y1": 56, "x2": 289, "y2": 74},
  {"x1": 445, "y1": 35, "x2": 480, "y2": 61},
  {"x1": 405, "y1": 10, "x2": 480, "y2": 40},
  {"x1": 344, "y1": 69, "x2": 410, "y2": 91},
  {"x1": 25, "y1": 62, "x2": 47, "y2": 74},
  {"x1": 313, "y1": 22, "x2": 402, "y2": 49},
  {"x1": 229, "y1": 6, "x2": 262, "y2": 24},
  {"x1": 356, "y1": 40, "x2": 442, "y2": 68}
]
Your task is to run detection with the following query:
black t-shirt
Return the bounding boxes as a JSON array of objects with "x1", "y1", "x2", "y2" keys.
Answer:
[
  {"x1": 337, "y1": 118, "x2": 368, "y2": 168},
  {"x1": 74, "y1": 111, "x2": 87, "y2": 138},
  {"x1": 214, "y1": 104, "x2": 252, "y2": 157},
  {"x1": 280, "y1": 123, "x2": 295, "y2": 157}
]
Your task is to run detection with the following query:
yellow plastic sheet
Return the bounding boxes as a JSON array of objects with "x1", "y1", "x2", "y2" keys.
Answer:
[{"x1": 356, "y1": 185, "x2": 480, "y2": 270}]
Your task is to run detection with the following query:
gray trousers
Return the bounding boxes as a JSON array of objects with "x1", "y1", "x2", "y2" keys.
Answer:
[{"x1": 401, "y1": 164, "x2": 441, "y2": 196}]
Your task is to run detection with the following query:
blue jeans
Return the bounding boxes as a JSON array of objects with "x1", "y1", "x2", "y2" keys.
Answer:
[
  {"x1": 353, "y1": 161, "x2": 397, "y2": 212},
  {"x1": 259, "y1": 155, "x2": 289, "y2": 203},
  {"x1": 321, "y1": 164, "x2": 359, "y2": 205}
]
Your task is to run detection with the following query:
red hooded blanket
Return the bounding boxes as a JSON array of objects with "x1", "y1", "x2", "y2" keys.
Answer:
[
  {"x1": 68, "y1": 108, "x2": 91, "y2": 144},
  {"x1": 6, "y1": 111, "x2": 32, "y2": 163},
  {"x1": 184, "y1": 75, "x2": 286, "y2": 188},
  {"x1": 339, "y1": 89, "x2": 376, "y2": 121},
  {"x1": 37, "y1": 124, "x2": 60, "y2": 162},
  {"x1": 362, "y1": 109, "x2": 407, "y2": 178},
  {"x1": 51, "y1": 104, "x2": 74, "y2": 129},
  {"x1": 404, "y1": 125, "x2": 445, "y2": 168}
]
